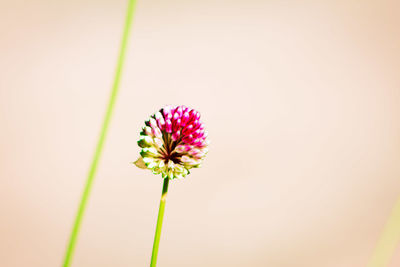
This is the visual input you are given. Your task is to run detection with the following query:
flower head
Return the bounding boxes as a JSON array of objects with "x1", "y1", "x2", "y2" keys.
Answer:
[{"x1": 134, "y1": 105, "x2": 209, "y2": 179}]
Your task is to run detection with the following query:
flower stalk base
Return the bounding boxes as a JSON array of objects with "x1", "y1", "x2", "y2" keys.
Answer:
[{"x1": 150, "y1": 178, "x2": 169, "y2": 267}]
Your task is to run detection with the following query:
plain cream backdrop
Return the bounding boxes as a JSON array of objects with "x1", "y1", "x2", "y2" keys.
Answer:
[{"x1": 1, "y1": 0, "x2": 400, "y2": 266}]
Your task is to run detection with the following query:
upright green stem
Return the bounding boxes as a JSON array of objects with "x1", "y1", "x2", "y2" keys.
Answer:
[
  {"x1": 151, "y1": 178, "x2": 170, "y2": 267},
  {"x1": 62, "y1": 1, "x2": 136, "y2": 266}
]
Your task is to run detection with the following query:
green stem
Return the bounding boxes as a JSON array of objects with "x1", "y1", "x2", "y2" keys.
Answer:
[
  {"x1": 62, "y1": 1, "x2": 136, "y2": 266},
  {"x1": 150, "y1": 178, "x2": 170, "y2": 267}
]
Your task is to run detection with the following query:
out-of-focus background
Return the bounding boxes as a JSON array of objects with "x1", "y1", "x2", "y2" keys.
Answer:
[{"x1": 1, "y1": 0, "x2": 400, "y2": 266}]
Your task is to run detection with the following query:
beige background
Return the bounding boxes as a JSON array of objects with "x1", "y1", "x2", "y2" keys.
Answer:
[{"x1": 1, "y1": 0, "x2": 400, "y2": 266}]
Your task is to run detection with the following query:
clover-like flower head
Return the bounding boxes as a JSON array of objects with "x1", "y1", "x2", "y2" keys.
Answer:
[{"x1": 134, "y1": 105, "x2": 209, "y2": 179}]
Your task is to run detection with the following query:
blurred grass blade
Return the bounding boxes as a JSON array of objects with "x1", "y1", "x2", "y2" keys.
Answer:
[
  {"x1": 368, "y1": 197, "x2": 400, "y2": 267},
  {"x1": 62, "y1": 0, "x2": 136, "y2": 266}
]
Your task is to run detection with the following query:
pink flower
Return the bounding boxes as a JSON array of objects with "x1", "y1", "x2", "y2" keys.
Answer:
[{"x1": 134, "y1": 105, "x2": 209, "y2": 179}]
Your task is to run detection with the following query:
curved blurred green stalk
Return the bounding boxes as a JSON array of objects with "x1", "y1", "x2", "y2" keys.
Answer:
[
  {"x1": 62, "y1": 1, "x2": 136, "y2": 266},
  {"x1": 368, "y1": 197, "x2": 400, "y2": 267}
]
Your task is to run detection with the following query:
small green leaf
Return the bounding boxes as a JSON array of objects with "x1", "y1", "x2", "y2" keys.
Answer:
[{"x1": 133, "y1": 157, "x2": 147, "y2": 169}]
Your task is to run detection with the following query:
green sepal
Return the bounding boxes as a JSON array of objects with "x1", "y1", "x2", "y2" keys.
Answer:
[{"x1": 133, "y1": 157, "x2": 147, "y2": 169}]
